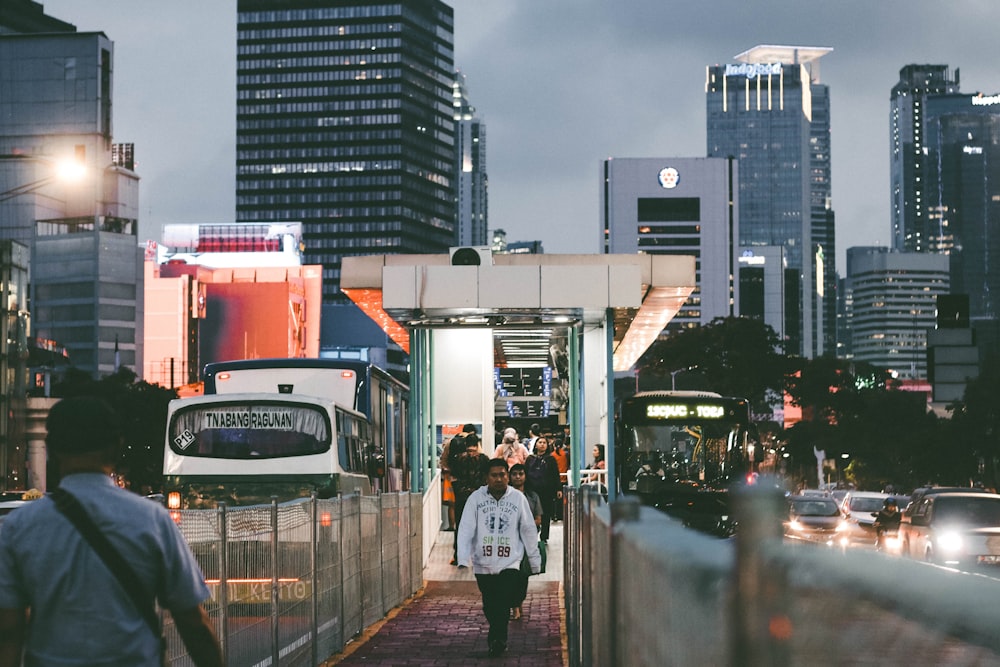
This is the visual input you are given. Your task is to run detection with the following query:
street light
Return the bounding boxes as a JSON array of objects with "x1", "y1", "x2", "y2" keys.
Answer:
[
  {"x1": 670, "y1": 365, "x2": 698, "y2": 391},
  {"x1": 0, "y1": 149, "x2": 89, "y2": 202}
]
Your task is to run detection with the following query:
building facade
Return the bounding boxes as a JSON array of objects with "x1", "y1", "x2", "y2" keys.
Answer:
[
  {"x1": 845, "y1": 246, "x2": 950, "y2": 380},
  {"x1": 453, "y1": 70, "x2": 487, "y2": 247},
  {"x1": 923, "y1": 91, "x2": 1000, "y2": 324},
  {"x1": 144, "y1": 222, "x2": 322, "y2": 389},
  {"x1": 707, "y1": 45, "x2": 835, "y2": 357},
  {"x1": 601, "y1": 157, "x2": 737, "y2": 332},
  {"x1": 235, "y1": 0, "x2": 456, "y2": 303},
  {"x1": 889, "y1": 65, "x2": 961, "y2": 253}
]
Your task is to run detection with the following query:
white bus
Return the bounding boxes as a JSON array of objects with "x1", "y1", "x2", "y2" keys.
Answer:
[{"x1": 163, "y1": 393, "x2": 374, "y2": 509}]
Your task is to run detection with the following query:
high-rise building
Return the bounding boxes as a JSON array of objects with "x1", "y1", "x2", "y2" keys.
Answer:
[
  {"x1": 235, "y1": 0, "x2": 457, "y2": 303},
  {"x1": 923, "y1": 92, "x2": 1000, "y2": 323},
  {"x1": 889, "y1": 65, "x2": 960, "y2": 253},
  {"x1": 707, "y1": 45, "x2": 835, "y2": 358},
  {"x1": 891, "y1": 65, "x2": 1000, "y2": 324},
  {"x1": 453, "y1": 70, "x2": 487, "y2": 247},
  {"x1": 845, "y1": 246, "x2": 949, "y2": 380},
  {"x1": 601, "y1": 157, "x2": 738, "y2": 333},
  {"x1": 0, "y1": 5, "x2": 141, "y2": 490}
]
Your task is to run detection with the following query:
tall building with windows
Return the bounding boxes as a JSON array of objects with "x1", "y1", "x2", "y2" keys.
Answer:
[
  {"x1": 453, "y1": 70, "x2": 487, "y2": 247},
  {"x1": 707, "y1": 45, "x2": 835, "y2": 358},
  {"x1": 845, "y1": 246, "x2": 949, "y2": 380},
  {"x1": 891, "y1": 64, "x2": 1000, "y2": 325},
  {"x1": 889, "y1": 65, "x2": 960, "y2": 253},
  {"x1": 0, "y1": 4, "x2": 141, "y2": 490},
  {"x1": 235, "y1": 0, "x2": 457, "y2": 303}
]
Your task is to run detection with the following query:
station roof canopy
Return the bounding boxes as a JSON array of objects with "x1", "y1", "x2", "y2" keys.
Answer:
[{"x1": 341, "y1": 253, "x2": 696, "y2": 372}]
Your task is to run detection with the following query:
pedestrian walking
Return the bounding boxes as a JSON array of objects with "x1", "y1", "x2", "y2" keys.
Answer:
[
  {"x1": 0, "y1": 396, "x2": 223, "y2": 667},
  {"x1": 494, "y1": 427, "x2": 529, "y2": 467},
  {"x1": 456, "y1": 458, "x2": 541, "y2": 657},
  {"x1": 507, "y1": 463, "x2": 541, "y2": 621},
  {"x1": 525, "y1": 436, "x2": 562, "y2": 542},
  {"x1": 450, "y1": 432, "x2": 488, "y2": 565}
]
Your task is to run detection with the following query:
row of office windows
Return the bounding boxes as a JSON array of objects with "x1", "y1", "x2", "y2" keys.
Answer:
[
  {"x1": 236, "y1": 130, "x2": 403, "y2": 145},
  {"x1": 240, "y1": 6, "x2": 404, "y2": 23},
  {"x1": 238, "y1": 91, "x2": 402, "y2": 108},
  {"x1": 240, "y1": 33, "x2": 401, "y2": 48}
]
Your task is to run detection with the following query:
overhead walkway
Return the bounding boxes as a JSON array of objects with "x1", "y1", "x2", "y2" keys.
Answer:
[{"x1": 325, "y1": 526, "x2": 566, "y2": 666}]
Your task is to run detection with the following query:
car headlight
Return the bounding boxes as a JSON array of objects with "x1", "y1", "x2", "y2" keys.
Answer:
[
  {"x1": 836, "y1": 521, "x2": 850, "y2": 532},
  {"x1": 788, "y1": 519, "x2": 803, "y2": 531},
  {"x1": 937, "y1": 531, "x2": 964, "y2": 553}
]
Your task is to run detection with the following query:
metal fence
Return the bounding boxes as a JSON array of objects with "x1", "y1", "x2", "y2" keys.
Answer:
[
  {"x1": 162, "y1": 492, "x2": 423, "y2": 666},
  {"x1": 565, "y1": 484, "x2": 1000, "y2": 667}
]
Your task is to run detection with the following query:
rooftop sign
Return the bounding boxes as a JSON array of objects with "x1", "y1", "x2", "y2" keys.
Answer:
[{"x1": 725, "y1": 62, "x2": 782, "y2": 79}]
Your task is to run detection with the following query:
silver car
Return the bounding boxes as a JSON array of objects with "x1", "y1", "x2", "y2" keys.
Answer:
[{"x1": 901, "y1": 492, "x2": 1000, "y2": 567}]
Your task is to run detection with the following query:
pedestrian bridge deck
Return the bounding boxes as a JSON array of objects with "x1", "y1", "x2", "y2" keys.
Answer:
[{"x1": 324, "y1": 526, "x2": 566, "y2": 666}]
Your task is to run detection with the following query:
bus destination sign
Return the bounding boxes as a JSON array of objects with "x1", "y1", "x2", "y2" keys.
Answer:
[{"x1": 646, "y1": 403, "x2": 726, "y2": 420}]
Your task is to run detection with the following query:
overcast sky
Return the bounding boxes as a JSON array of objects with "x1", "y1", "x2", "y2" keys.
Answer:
[{"x1": 40, "y1": 0, "x2": 1000, "y2": 269}]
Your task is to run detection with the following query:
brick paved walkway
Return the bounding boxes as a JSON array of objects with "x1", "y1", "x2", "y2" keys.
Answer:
[{"x1": 326, "y1": 580, "x2": 565, "y2": 666}]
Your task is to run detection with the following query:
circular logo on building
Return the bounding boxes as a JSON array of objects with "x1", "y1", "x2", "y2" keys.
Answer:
[{"x1": 657, "y1": 167, "x2": 680, "y2": 189}]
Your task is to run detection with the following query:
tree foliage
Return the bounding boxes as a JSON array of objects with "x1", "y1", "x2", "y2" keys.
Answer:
[
  {"x1": 50, "y1": 367, "x2": 177, "y2": 492},
  {"x1": 635, "y1": 316, "x2": 787, "y2": 414}
]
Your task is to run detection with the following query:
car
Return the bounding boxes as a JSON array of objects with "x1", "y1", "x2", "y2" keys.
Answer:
[
  {"x1": 784, "y1": 495, "x2": 850, "y2": 547},
  {"x1": 899, "y1": 492, "x2": 1000, "y2": 567},
  {"x1": 839, "y1": 491, "x2": 888, "y2": 545},
  {"x1": 899, "y1": 486, "x2": 988, "y2": 552},
  {"x1": 675, "y1": 492, "x2": 737, "y2": 538}
]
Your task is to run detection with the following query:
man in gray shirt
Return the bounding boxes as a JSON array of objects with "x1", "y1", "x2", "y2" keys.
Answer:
[{"x1": 0, "y1": 396, "x2": 223, "y2": 667}]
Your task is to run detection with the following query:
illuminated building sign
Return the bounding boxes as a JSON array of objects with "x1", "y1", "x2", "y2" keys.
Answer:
[
  {"x1": 971, "y1": 94, "x2": 1000, "y2": 106},
  {"x1": 738, "y1": 251, "x2": 766, "y2": 266},
  {"x1": 646, "y1": 403, "x2": 726, "y2": 419},
  {"x1": 725, "y1": 62, "x2": 782, "y2": 79},
  {"x1": 658, "y1": 167, "x2": 680, "y2": 189},
  {"x1": 964, "y1": 146, "x2": 983, "y2": 155}
]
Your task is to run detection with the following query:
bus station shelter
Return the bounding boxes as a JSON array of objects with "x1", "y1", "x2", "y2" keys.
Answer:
[{"x1": 341, "y1": 252, "x2": 695, "y2": 500}]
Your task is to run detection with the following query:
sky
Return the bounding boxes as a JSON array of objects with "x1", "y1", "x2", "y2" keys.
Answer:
[{"x1": 39, "y1": 0, "x2": 1000, "y2": 269}]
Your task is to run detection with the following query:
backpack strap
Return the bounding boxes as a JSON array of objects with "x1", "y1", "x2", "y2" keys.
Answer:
[{"x1": 50, "y1": 488, "x2": 161, "y2": 637}]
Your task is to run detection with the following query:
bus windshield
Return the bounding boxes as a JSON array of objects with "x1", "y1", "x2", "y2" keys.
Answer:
[
  {"x1": 618, "y1": 391, "x2": 756, "y2": 496},
  {"x1": 169, "y1": 402, "x2": 331, "y2": 459}
]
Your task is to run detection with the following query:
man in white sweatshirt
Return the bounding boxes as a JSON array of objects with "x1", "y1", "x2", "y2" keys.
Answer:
[{"x1": 457, "y1": 457, "x2": 542, "y2": 657}]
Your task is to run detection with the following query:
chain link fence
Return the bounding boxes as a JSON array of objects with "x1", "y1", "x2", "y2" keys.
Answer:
[
  {"x1": 162, "y1": 492, "x2": 422, "y2": 666},
  {"x1": 565, "y1": 484, "x2": 1000, "y2": 666}
]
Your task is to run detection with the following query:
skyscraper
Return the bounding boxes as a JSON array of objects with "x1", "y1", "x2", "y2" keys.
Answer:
[
  {"x1": 453, "y1": 70, "x2": 487, "y2": 247},
  {"x1": 889, "y1": 65, "x2": 960, "y2": 253},
  {"x1": 845, "y1": 246, "x2": 949, "y2": 380},
  {"x1": 891, "y1": 64, "x2": 1000, "y2": 324},
  {"x1": 235, "y1": 0, "x2": 457, "y2": 303},
  {"x1": 707, "y1": 45, "x2": 835, "y2": 358}
]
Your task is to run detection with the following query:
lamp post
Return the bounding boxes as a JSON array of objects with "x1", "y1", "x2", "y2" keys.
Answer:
[{"x1": 670, "y1": 365, "x2": 698, "y2": 391}]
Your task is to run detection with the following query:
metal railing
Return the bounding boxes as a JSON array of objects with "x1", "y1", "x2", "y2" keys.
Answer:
[
  {"x1": 163, "y1": 492, "x2": 423, "y2": 666},
  {"x1": 565, "y1": 484, "x2": 1000, "y2": 666}
]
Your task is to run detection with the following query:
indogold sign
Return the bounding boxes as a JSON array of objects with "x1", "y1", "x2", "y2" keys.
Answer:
[{"x1": 646, "y1": 404, "x2": 726, "y2": 419}]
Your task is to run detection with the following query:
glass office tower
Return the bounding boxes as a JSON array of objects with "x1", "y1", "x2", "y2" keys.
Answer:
[
  {"x1": 889, "y1": 65, "x2": 960, "y2": 253},
  {"x1": 236, "y1": 0, "x2": 456, "y2": 302},
  {"x1": 707, "y1": 45, "x2": 834, "y2": 358},
  {"x1": 924, "y1": 92, "x2": 1000, "y2": 322}
]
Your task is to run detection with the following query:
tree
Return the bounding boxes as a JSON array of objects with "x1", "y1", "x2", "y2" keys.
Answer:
[
  {"x1": 49, "y1": 367, "x2": 177, "y2": 491},
  {"x1": 635, "y1": 316, "x2": 787, "y2": 415},
  {"x1": 947, "y1": 353, "x2": 1000, "y2": 488}
]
